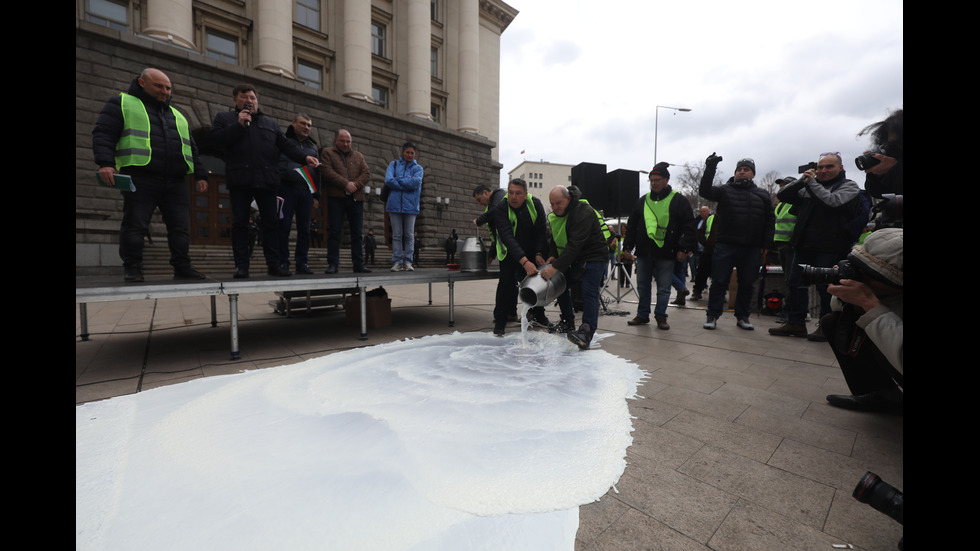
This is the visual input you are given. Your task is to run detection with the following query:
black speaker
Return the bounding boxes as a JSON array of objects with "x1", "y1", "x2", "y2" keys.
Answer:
[
  {"x1": 603, "y1": 169, "x2": 640, "y2": 219},
  {"x1": 571, "y1": 162, "x2": 607, "y2": 212}
]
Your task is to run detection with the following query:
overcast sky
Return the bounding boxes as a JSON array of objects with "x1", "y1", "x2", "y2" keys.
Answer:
[{"x1": 497, "y1": 0, "x2": 903, "y2": 191}]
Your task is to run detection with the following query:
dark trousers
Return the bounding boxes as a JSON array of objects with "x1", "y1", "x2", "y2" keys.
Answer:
[
  {"x1": 120, "y1": 175, "x2": 192, "y2": 270},
  {"x1": 708, "y1": 243, "x2": 761, "y2": 320},
  {"x1": 494, "y1": 257, "x2": 541, "y2": 324},
  {"x1": 693, "y1": 252, "x2": 712, "y2": 293},
  {"x1": 277, "y1": 184, "x2": 314, "y2": 269},
  {"x1": 231, "y1": 187, "x2": 279, "y2": 269},
  {"x1": 786, "y1": 249, "x2": 840, "y2": 325},
  {"x1": 821, "y1": 310, "x2": 902, "y2": 394},
  {"x1": 326, "y1": 196, "x2": 364, "y2": 269}
]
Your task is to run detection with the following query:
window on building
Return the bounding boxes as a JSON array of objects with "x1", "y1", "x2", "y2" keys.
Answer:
[
  {"x1": 85, "y1": 0, "x2": 128, "y2": 31},
  {"x1": 431, "y1": 46, "x2": 439, "y2": 78},
  {"x1": 372, "y1": 84, "x2": 389, "y2": 109},
  {"x1": 295, "y1": 0, "x2": 320, "y2": 31},
  {"x1": 205, "y1": 29, "x2": 239, "y2": 64},
  {"x1": 297, "y1": 59, "x2": 322, "y2": 89},
  {"x1": 431, "y1": 0, "x2": 439, "y2": 22},
  {"x1": 430, "y1": 102, "x2": 441, "y2": 123},
  {"x1": 371, "y1": 22, "x2": 386, "y2": 58}
]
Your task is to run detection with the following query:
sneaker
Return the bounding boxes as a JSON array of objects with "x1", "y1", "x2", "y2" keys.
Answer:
[
  {"x1": 567, "y1": 323, "x2": 594, "y2": 350},
  {"x1": 627, "y1": 316, "x2": 650, "y2": 326},
  {"x1": 736, "y1": 318, "x2": 754, "y2": 330},
  {"x1": 655, "y1": 317, "x2": 670, "y2": 330},
  {"x1": 404, "y1": 263, "x2": 415, "y2": 271},
  {"x1": 768, "y1": 323, "x2": 807, "y2": 338},
  {"x1": 703, "y1": 316, "x2": 717, "y2": 330},
  {"x1": 548, "y1": 318, "x2": 575, "y2": 334},
  {"x1": 391, "y1": 264, "x2": 403, "y2": 272}
]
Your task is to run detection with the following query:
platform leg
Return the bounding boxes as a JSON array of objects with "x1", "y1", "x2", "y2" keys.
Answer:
[
  {"x1": 229, "y1": 294, "x2": 241, "y2": 360},
  {"x1": 448, "y1": 281, "x2": 455, "y2": 327},
  {"x1": 78, "y1": 303, "x2": 90, "y2": 341},
  {"x1": 210, "y1": 295, "x2": 217, "y2": 328},
  {"x1": 359, "y1": 286, "x2": 368, "y2": 340}
]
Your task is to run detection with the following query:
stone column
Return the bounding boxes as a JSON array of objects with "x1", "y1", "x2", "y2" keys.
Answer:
[
  {"x1": 343, "y1": 0, "x2": 372, "y2": 101},
  {"x1": 143, "y1": 0, "x2": 195, "y2": 50},
  {"x1": 406, "y1": 0, "x2": 431, "y2": 119},
  {"x1": 255, "y1": 0, "x2": 296, "y2": 77},
  {"x1": 457, "y1": 0, "x2": 479, "y2": 133}
]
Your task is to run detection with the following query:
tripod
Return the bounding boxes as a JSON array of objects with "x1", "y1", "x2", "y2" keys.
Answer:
[{"x1": 600, "y1": 259, "x2": 638, "y2": 312}]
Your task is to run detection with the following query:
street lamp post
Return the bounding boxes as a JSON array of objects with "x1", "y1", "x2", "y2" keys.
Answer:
[{"x1": 654, "y1": 105, "x2": 692, "y2": 165}]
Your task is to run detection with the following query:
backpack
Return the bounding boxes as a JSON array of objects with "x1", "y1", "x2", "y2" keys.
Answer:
[{"x1": 833, "y1": 182, "x2": 872, "y2": 247}]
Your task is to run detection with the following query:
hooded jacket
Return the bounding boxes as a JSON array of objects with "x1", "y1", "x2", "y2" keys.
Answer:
[
  {"x1": 384, "y1": 156, "x2": 423, "y2": 215},
  {"x1": 92, "y1": 77, "x2": 207, "y2": 182}
]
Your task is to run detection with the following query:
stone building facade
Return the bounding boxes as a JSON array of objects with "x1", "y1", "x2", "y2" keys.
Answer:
[{"x1": 76, "y1": 0, "x2": 517, "y2": 274}]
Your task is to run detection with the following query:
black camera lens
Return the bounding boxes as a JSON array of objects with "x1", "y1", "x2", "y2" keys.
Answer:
[
  {"x1": 853, "y1": 471, "x2": 903, "y2": 526},
  {"x1": 799, "y1": 260, "x2": 860, "y2": 286},
  {"x1": 855, "y1": 152, "x2": 882, "y2": 171}
]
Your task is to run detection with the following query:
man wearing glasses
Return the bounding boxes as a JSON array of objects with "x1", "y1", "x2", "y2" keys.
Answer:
[{"x1": 769, "y1": 152, "x2": 862, "y2": 340}]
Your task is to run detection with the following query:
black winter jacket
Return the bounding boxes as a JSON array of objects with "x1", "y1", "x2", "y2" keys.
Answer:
[
  {"x1": 492, "y1": 194, "x2": 548, "y2": 263},
  {"x1": 547, "y1": 187, "x2": 610, "y2": 272},
  {"x1": 278, "y1": 124, "x2": 320, "y2": 199},
  {"x1": 210, "y1": 108, "x2": 308, "y2": 190},
  {"x1": 699, "y1": 166, "x2": 774, "y2": 248},
  {"x1": 777, "y1": 172, "x2": 860, "y2": 254},
  {"x1": 92, "y1": 78, "x2": 207, "y2": 182}
]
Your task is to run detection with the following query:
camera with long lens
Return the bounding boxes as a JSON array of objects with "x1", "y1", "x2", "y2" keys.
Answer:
[
  {"x1": 853, "y1": 471, "x2": 903, "y2": 549},
  {"x1": 853, "y1": 471, "x2": 903, "y2": 524},
  {"x1": 854, "y1": 142, "x2": 901, "y2": 171},
  {"x1": 799, "y1": 259, "x2": 862, "y2": 286},
  {"x1": 872, "y1": 193, "x2": 903, "y2": 229}
]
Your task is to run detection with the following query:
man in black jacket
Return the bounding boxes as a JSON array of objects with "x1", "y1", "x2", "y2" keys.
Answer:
[
  {"x1": 539, "y1": 186, "x2": 610, "y2": 349},
  {"x1": 698, "y1": 154, "x2": 775, "y2": 330},
  {"x1": 491, "y1": 179, "x2": 549, "y2": 336},
  {"x1": 277, "y1": 114, "x2": 320, "y2": 275},
  {"x1": 769, "y1": 153, "x2": 861, "y2": 340},
  {"x1": 92, "y1": 68, "x2": 209, "y2": 283},
  {"x1": 210, "y1": 84, "x2": 319, "y2": 278},
  {"x1": 624, "y1": 163, "x2": 697, "y2": 330}
]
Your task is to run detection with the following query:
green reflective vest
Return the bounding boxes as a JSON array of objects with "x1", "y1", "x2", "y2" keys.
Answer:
[
  {"x1": 548, "y1": 199, "x2": 611, "y2": 256},
  {"x1": 496, "y1": 193, "x2": 538, "y2": 261},
  {"x1": 642, "y1": 190, "x2": 676, "y2": 248},
  {"x1": 774, "y1": 202, "x2": 797, "y2": 244},
  {"x1": 115, "y1": 93, "x2": 194, "y2": 173}
]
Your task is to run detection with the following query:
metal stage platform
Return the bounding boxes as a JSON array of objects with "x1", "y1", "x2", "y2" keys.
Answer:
[{"x1": 76, "y1": 269, "x2": 499, "y2": 360}]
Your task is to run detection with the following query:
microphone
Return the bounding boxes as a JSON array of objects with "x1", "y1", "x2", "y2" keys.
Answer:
[{"x1": 242, "y1": 104, "x2": 251, "y2": 127}]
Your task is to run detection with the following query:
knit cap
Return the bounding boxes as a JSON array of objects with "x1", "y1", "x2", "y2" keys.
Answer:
[{"x1": 847, "y1": 228, "x2": 903, "y2": 289}]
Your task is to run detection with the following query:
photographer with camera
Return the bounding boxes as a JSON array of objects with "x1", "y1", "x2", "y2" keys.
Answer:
[
  {"x1": 769, "y1": 153, "x2": 862, "y2": 340},
  {"x1": 822, "y1": 228, "x2": 903, "y2": 414},
  {"x1": 857, "y1": 108, "x2": 903, "y2": 199}
]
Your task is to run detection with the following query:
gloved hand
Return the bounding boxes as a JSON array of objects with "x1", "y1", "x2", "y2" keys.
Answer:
[{"x1": 705, "y1": 152, "x2": 723, "y2": 168}]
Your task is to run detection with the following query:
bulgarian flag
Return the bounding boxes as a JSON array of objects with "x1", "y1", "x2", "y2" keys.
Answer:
[{"x1": 295, "y1": 166, "x2": 318, "y2": 194}]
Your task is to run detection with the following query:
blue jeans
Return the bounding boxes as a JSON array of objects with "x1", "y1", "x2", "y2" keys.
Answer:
[
  {"x1": 277, "y1": 184, "x2": 313, "y2": 269},
  {"x1": 230, "y1": 187, "x2": 279, "y2": 269},
  {"x1": 388, "y1": 212, "x2": 417, "y2": 265},
  {"x1": 708, "y1": 243, "x2": 762, "y2": 320},
  {"x1": 556, "y1": 261, "x2": 607, "y2": 331},
  {"x1": 635, "y1": 257, "x2": 676, "y2": 319},
  {"x1": 786, "y1": 249, "x2": 840, "y2": 324},
  {"x1": 326, "y1": 196, "x2": 365, "y2": 269}
]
